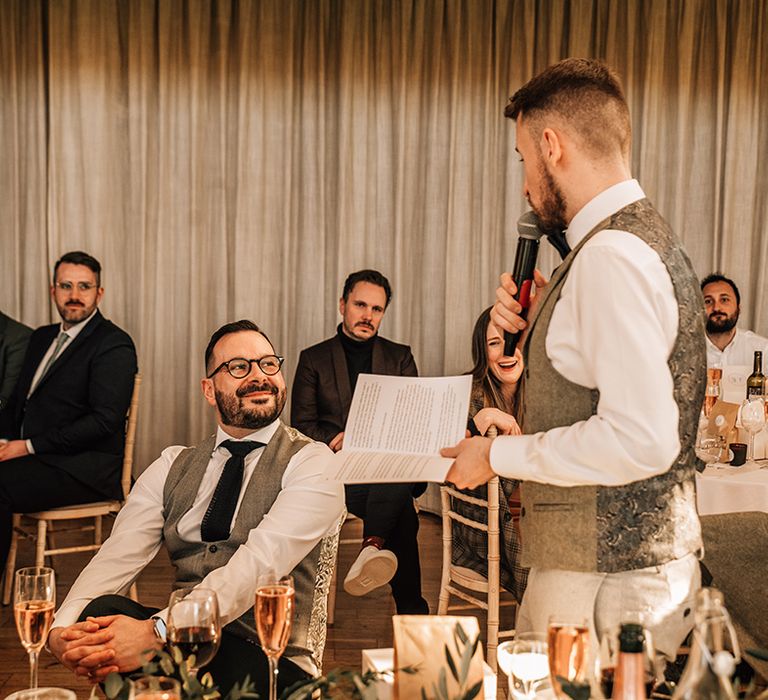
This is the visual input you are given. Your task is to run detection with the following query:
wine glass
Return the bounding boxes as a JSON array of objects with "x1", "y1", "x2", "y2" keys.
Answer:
[
  {"x1": 132, "y1": 676, "x2": 181, "y2": 700},
  {"x1": 547, "y1": 616, "x2": 590, "y2": 699},
  {"x1": 14, "y1": 566, "x2": 56, "y2": 690},
  {"x1": 595, "y1": 625, "x2": 658, "y2": 699},
  {"x1": 255, "y1": 573, "x2": 295, "y2": 700},
  {"x1": 498, "y1": 632, "x2": 551, "y2": 699},
  {"x1": 167, "y1": 588, "x2": 221, "y2": 678},
  {"x1": 740, "y1": 396, "x2": 765, "y2": 463}
]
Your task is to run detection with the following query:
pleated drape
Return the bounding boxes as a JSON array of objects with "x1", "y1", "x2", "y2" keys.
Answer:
[{"x1": 1, "y1": 0, "x2": 767, "y2": 470}]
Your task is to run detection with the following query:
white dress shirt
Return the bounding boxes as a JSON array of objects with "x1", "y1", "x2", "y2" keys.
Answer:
[
  {"x1": 490, "y1": 179, "x2": 682, "y2": 487},
  {"x1": 706, "y1": 328, "x2": 768, "y2": 369},
  {"x1": 54, "y1": 419, "x2": 344, "y2": 673},
  {"x1": 25, "y1": 310, "x2": 99, "y2": 453}
]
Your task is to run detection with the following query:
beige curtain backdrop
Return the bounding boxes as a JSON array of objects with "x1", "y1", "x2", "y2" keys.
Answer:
[{"x1": 1, "y1": 0, "x2": 767, "y2": 470}]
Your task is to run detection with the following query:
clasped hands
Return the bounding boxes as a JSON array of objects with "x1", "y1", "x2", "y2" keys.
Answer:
[
  {"x1": 441, "y1": 270, "x2": 547, "y2": 489},
  {"x1": 49, "y1": 615, "x2": 160, "y2": 683}
]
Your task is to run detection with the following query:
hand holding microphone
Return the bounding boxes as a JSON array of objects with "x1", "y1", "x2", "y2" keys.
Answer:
[{"x1": 500, "y1": 211, "x2": 545, "y2": 356}]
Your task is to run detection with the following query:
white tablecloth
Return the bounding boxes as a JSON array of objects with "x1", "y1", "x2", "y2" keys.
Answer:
[{"x1": 696, "y1": 463, "x2": 768, "y2": 515}]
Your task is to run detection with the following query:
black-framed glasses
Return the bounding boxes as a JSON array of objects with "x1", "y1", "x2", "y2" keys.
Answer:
[
  {"x1": 55, "y1": 281, "x2": 98, "y2": 292},
  {"x1": 207, "y1": 355, "x2": 284, "y2": 379}
]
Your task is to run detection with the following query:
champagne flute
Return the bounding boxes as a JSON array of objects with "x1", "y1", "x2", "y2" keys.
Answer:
[
  {"x1": 703, "y1": 368, "x2": 722, "y2": 418},
  {"x1": 740, "y1": 396, "x2": 765, "y2": 463},
  {"x1": 14, "y1": 566, "x2": 56, "y2": 690},
  {"x1": 498, "y1": 633, "x2": 551, "y2": 699},
  {"x1": 547, "y1": 616, "x2": 589, "y2": 699},
  {"x1": 255, "y1": 573, "x2": 295, "y2": 700},
  {"x1": 167, "y1": 588, "x2": 221, "y2": 677}
]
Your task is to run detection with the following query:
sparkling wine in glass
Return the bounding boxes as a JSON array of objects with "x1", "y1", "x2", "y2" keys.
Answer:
[
  {"x1": 14, "y1": 566, "x2": 56, "y2": 690},
  {"x1": 547, "y1": 616, "x2": 590, "y2": 699},
  {"x1": 167, "y1": 588, "x2": 221, "y2": 677},
  {"x1": 703, "y1": 368, "x2": 722, "y2": 418},
  {"x1": 255, "y1": 573, "x2": 295, "y2": 700},
  {"x1": 498, "y1": 633, "x2": 551, "y2": 699}
]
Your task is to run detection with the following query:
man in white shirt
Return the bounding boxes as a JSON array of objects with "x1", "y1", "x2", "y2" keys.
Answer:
[
  {"x1": 48, "y1": 320, "x2": 345, "y2": 696},
  {"x1": 442, "y1": 58, "x2": 705, "y2": 661},
  {"x1": 702, "y1": 273, "x2": 768, "y2": 368}
]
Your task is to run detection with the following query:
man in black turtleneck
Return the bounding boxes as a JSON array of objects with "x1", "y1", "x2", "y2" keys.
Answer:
[{"x1": 291, "y1": 270, "x2": 429, "y2": 614}]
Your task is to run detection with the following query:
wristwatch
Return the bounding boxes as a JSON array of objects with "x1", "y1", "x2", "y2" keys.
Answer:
[{"x1": 151, "y1": 615, "x2": 167, "y2": 643}]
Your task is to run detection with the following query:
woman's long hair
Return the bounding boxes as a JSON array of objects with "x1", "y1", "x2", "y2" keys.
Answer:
[{"x1": 469, "y1": 306, "x2": 520, "y2": 416}]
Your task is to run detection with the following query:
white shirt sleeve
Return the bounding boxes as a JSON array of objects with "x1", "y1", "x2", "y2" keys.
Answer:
[
  {"x1": 490, "y1": 231, "x2": 681, "y2": 487},
  {"x1": 52, "y1": 446, "x2": 182, "y2": 628},
  {"x1": 157, "y1": 441, "x2": 344, "y2": 625}
]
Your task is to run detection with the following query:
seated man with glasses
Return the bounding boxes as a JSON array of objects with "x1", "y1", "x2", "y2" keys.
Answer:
[
  {"x1": 47, "y1": 320, "x2": 345, "y2": 697},
  {"x1": 0, "y1": 250, "x2": 138, "y2": 571}
]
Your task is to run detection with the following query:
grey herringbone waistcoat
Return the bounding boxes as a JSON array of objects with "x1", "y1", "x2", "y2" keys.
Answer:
[
  {"x1": 519, "y1": 198, "x2": 705, "y2": 573},
  {"x1": 162, "y1": 421, "x2": 337, "y2": 667}
]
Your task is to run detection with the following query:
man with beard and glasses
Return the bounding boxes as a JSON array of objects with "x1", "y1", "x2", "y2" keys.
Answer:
[
  {"x1": 442, "y1": 58, "x2": 706, "y2": 663},
  {"x1": 701, "y1": 273, "x2": 768, "y2": 368},
  {"x1": 292, "y1": 269, "x2": 429, "y2": 614},
  {"x1": 48, "y1": 320, "x2": 344, "y2": 696},
  {"x1": 0, "y1": 251, "x2": 137, "y2": 570}
]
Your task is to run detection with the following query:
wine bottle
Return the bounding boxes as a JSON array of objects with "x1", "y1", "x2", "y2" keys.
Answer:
[
  {"x1": 746, "y1": 351, "x2": 765, "y2": 398},
  {"x1": 611, "y1": 623, "x2": 647, "y2": 700}
]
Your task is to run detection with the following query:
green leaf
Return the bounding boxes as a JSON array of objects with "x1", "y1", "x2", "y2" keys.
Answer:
[
  {"x1": 747, "y1": 647, "x2": 768, "y2": 661},
  {"x1": 104, "y1": 673, "x2": 126, "y2": 700},
  {"x1": 160, "y1": 654, "x2": 175, "y2": 675},
  {"x1": 431, "y1": 681, "x2": 445, "y2": 700},
  {"x1": 463, "y1": 679, "x2": 483, "y2": 700},
  {"x1": 458, "y1": 635, "x2": 475, "y2": 685},
  {"x1": 455, "y1": 622, "x2": 468, "y2": 645},
  {"x1": 438, "y1": 667, "x2": 449, "y2": 700},
  {"x1": 445, "y1": 643, "x2": 459, "y2": 682}
]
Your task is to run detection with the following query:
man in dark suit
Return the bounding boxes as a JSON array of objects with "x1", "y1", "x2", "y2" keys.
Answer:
[
  {"x1": 0, "y1": 312, "x2": 33, "y2": 411},
  {"x1": 292, "y1": 269, "x2": 428, "y2": 614},
  {"x1": 0, "y1": 251, "x2": 138, "y2": 568}
]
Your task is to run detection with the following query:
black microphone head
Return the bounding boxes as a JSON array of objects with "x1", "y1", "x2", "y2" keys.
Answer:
[{"x1": 517, "y1": 210, "x2": 544, "y2": 241}]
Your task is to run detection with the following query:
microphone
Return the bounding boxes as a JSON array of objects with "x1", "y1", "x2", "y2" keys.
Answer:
[{"x1": 503, "y1": 211, "x2": 544, "y2": 357}]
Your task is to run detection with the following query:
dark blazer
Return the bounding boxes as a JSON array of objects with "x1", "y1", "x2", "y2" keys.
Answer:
[
  {"x1": 0, "y1": 312, "x2": 33, "y2": 410},
  {"x1": 0, "y1": 310, "x2": 138, "y2": 498},
  {"x1": 291, "y1": 334, "x2": 418, "y2": 445}
]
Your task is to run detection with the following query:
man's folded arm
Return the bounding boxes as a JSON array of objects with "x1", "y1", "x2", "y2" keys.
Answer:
[{"x1": 52, "y1": 447, "x2": 174, "y2": 628}]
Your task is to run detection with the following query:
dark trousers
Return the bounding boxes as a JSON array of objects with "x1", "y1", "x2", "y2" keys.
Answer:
[
  {"x1": 79, "y1": 595, "x2": 312, "y2": 697},
  {"x1": 0, "y1": 455, "x2": 105, "y2": 567},
  {"x1": 344, "y1": 483, "x2": 429, "y2": 614}
]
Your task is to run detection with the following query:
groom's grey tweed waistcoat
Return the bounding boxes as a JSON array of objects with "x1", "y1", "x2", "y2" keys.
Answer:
[{"x1": 519, "y1": 198, "x2": 705, "y2": 573}]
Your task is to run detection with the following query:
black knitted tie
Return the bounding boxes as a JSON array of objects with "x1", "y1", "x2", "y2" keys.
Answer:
[{"x1": 200, "y1": 440, "x2": 264, "y2": 542}]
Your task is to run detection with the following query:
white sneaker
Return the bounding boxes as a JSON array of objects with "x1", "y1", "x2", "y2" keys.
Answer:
[{"x1": 343, "y1": 545, "x2": 398, "y2": 596}]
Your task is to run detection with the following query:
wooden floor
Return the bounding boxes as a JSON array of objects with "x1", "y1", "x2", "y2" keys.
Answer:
[{"x1": 0, "y1": 513, "x2": 511, "y2": 698}]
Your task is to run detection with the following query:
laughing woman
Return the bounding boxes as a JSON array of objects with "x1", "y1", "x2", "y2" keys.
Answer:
[{"x1": 449, "y1": 306, "x2": 529, "y2": 602}]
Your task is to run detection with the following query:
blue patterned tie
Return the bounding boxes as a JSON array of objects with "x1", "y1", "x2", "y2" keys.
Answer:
[{"x1": 200, "y1": 440, "x2": 265, "y2": 542}]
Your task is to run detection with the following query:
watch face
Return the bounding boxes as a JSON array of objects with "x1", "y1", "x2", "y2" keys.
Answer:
[{"x1": 153, "y1": 616, "x2": 167, "y2": 641}]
